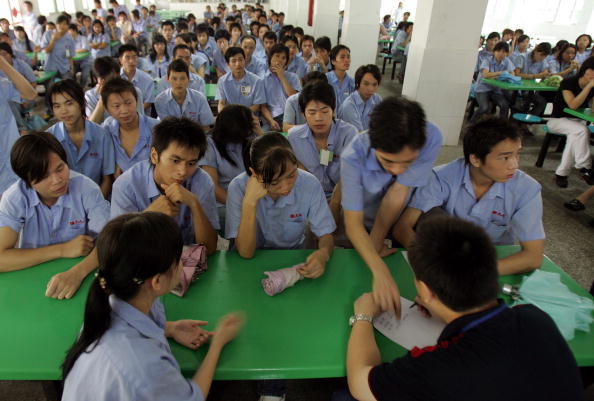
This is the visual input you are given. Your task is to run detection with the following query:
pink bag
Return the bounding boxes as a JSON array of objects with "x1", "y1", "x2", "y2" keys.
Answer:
[{"x1": 171, "y1": 244, "x2": 208, "y2": 297}]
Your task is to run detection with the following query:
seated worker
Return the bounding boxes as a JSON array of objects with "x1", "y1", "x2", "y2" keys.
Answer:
[
  {"x1": 174, "y1": 33, "x2": 208, "y2": 78},
  {"x1": 118, "y1": 44, "x2": 155, "y2": 114},
  {"x1": 196, "y1": 24, "x2": 215, "y2": 66},
  {"x1": 261, "y1": 43, "x2": 302, "y2": 131},
  {"x1": 474, "y1": 31, "x2": 500, "y2": 77},
  {"x1": 155, "y1": 60, "x2": 215, "y2": 131},
  {"x1": 283, "y1": 35, "x2": 307, "y2": 79},
  {"x1": 213, "y1": 30, "x2": 231, "y2": 78},
  {"x1": 327, "y1": 44, "x2": 355, "y2": 111},
  {"x1": 46, "y1": 79, "x2": 115, "y2": 198},
  {"x1": 283, "y1": 71, "x2": 328, "y2": 132},
  {"x1": 86, "y1": 56, "x2": 144, "y2": 123},
  {"x1": 341, "y1": 97, "x2": 443, "y2": 315},
  {"x1": 0, "y1": 133, "x2": 109, "y2": 299},
  {"x1": 111, "y1": 117, "x2": 219, "y2": 254},
  {"x1": 515, "y1": 42, "x2": 552, "y2": 117},
  {"x1": 241, "y1": 35, "x2": 267, "y2": 78},
  {"x1": 41, "y1": 15, "x2": 75, "y2": 78},
  {"x1": 160, "y1": 20, "x2": 176, "y2": 55},
  {"x1": 471, "y1": 41, "x2": 516, "y2": 122},
  {"x1": 61, "y1": 212, "x2": 244, "y2": 400},
  {"x1": 141, "y1": 34, "x2": 170, "y2": 79},
  {"x1": 338, "y1": 64, "x2": 382, "y2": 132},
  {"x1": 101, "y1": 77, "x2": 159, "y2": 174},
  {"x1": 310, "y1": 36, "x2": 332, "y2": 73},
  {"x1": 394, "y1": 116, "x2": 545, "y2": 275},
  {"x1": 156, "y1": 44, "x2": 206, "y2": 95},
  {"x1": 67, "y1": 23, "x2": 92, "y2": 89},
  {"x1": 215, "y1": 46, "x2": 266, "y2": 114},
  {"x1": 343, "y1": 216, "x2": 583, "y2": 401}
]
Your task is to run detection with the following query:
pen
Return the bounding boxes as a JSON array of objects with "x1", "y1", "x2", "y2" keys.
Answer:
[{"x1": 410, "y1": 302, "x2": 417, "y2": 309}]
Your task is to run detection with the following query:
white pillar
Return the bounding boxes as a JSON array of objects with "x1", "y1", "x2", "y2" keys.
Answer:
[
  {"x1": 401, "y1": 0, "x2": 489, "y2": 145},
  {"x1": 312, "y1": 0, "x2": 340, "y2": 45},
  {"x1": 341, "y1": 0, "x2": 381, "y2": 75}
]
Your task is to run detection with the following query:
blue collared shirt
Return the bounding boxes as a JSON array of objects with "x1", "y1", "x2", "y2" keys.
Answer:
[
  {"x1": 0, "y1": 171, "x2": 109, "y2": 248},
  {"x1": 575, "y1": 50, "x2": 591, "y2": 64},
  {"x1": 0, "y1": 58, "x2": 36, "y2": 83},
  {"x1": 263, "y1": 70, "x2": 302, "y2": 118},
  {"x1": 340, "y1": 124, "x2": 443, "y2": 229},
  {"x1": 0, "y1": 78, "x2": 21, "y2": 193},
  {"x1": 288, "y1": 119, "x2": 357, "y2": 198},
  {"x1": 337, "y1": 91, "x2": 382, "y2": 131},
  {"x1": 132, "y1": 19, "x2": 146, "y2": 36},
  {"x1": 283, "y1": 93, "x2": 306, "y2": 126},
  {"x1": 84, "y1": 86, "x2": 144, "y2": 121},
  {"x1": 509, "y1": 49, "x2": 527, "y2": 70},
  {"x1": 63, "y1": 296, "x2": 204, "y2": 401},
  {"x1": 120, "y1": 68, "x2": 155, "y2": 104},
  {"x1": 225, "y1": 170, "x2": 336, "y2": 248},
  {"x1": 71, "y1": 34, "x2": 89, "y2": 52},
  {"x1": 88, "y1": 32, "x2": 111, "y2": 58},
  {"x1": 192, "y1": 52, "x2": 209, "y2": 71},
  {"x1": 102, "y1": 113, "x2": 159, "y2": 172},
  {"x1": 548, "y1": 59, "x2": 577, "y2": 78},
  {"x1": 409, "y1": 158, "x2": 545, "y2": 245},
  {"x1": 199, "y1": 136, "x2": 247, "y2": 191},
  {"x1": 114, "y1": 4, "x2": 129, "y2": 16},
  {"x1": 475, "y1": 49, "x2": 492, "y2": 73},
  {"x1": 141, "y1": 55, "x2": 170, "y2": 79},
  {"x1": 197, "y1": 42, "x2": 215, "y2": 63},
  {"x1": 475, "y1": 56, "x2": 516, "y2": 93},
  {"x1": 245, "y1": 57, "x2": 267, "y2": 78},
  {"x1": 111, "y1": 160, "x2": 219, "y2": 243},
  {"x1": 46, "y1": 120, "x2": 116, "y2": 185},
  {"x1": 518, "y1": 51, "x2": 549, "y2": 75},
  {"x1": 156, "y1": 72, "x2": 205, "y2": 95},
  {"x1": 215, "y1": 70, "x2": 266, "y2": 107},
  {"x1": 155, "y1": 88, "x2": 215, "y2": 126},
  {"x1": 41, "y1": 30, "x2": 75, "y2": 74},
  {"x1": 287, "y1": 56, "x2": 308, "y2": 79},
  {"x1": 213, "y1": 48, "x2": 230, "y2": 74},
  {"x1": 326, "y1": 71, "x2": 355, "y2": 111}
]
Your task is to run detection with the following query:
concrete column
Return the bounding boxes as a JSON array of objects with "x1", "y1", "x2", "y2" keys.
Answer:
[
  {"x1": 341, "y1": 0, "x2": 382, "y2": 74},
  {"x1": 312, "y1": 0, "x2": 340, "y2": 45},
  {"x1": 401, "y1": 0, "x2": 489, "y2": 145}
]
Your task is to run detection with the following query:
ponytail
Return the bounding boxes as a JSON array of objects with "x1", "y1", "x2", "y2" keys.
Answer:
[{"x1": 243, "y1": 132, "x2": 297, "y2": 185}]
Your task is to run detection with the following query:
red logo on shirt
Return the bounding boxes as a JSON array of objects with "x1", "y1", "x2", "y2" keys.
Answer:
[
  {"x1": 69, "y1": 220, "x2": 84, "y2": 226},
  {"x1": 89, "y1": 152, "x2": 99, "y2": 157},
  {"x1": 491, "y1": 210, "x2": 505, "y2": 218},
  {"x1": 289, "y1": 213, "x2": 303, "y2": 219}
]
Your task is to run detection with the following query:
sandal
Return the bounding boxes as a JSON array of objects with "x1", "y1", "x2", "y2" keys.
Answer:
[{"x1": 564, "y1": 199, "x2": 586, "y2": 211}]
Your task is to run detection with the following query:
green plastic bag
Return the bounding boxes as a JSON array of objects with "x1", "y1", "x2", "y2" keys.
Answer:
[{"x1": 512, "y1": 270, "x2": 594, "y2": 341}]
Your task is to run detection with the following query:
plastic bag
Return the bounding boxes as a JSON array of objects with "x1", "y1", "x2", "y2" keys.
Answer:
[
  {"x1": 512, "y1": 270, "x2": 594, "y2": 341},
  {"x1": 497, "y1": 71, "x2": 521, "y2": 83}
]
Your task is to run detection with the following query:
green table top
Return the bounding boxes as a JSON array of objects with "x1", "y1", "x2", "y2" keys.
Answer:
[
  {"x1": 72, "y1": 52, "x2": 90, "y2": 61},
  {"x1": 110, "y1": 40, "x2": 120, "y2": 47},
  {"x1": 36, "y1": 70, "x2": 57, "y2": 84},
  {"x1": 482, "y1": 78, "x2": 559, "y2": 91},
  {"x1": 0, "y1": 247, "x2": 592, "y2": 381},
  {"x1": 563, "y1": 107, "x2": 594, "y2": 123},
  {"x1": 205, "y1": 83, "x2": 216, "y2": 100},
  {"x1": 378, "y1": 39, "x2": 394, "y2": 44},
  {"x1": 27, "y1": 51, "x2": 46, "y2": 61}
]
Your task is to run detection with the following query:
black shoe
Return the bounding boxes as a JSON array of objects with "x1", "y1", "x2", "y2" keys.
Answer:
[
  {"x1": 579, "y1": 168, "x2": 594, "y2": 185},
  {"x1": 564, "y1": 199, "x2": 586, "y2": 211},
  {"x1": 555, "y1": 174, "x2": 568, "y2": 188}
]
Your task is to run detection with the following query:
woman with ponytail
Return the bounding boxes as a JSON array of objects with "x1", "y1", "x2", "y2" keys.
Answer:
[{"x1": 61, "y1": 212, "x2": 244, "y2": 401}]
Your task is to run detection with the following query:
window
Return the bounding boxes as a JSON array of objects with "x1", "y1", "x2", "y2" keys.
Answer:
[
  {"x1": 553, "y1": 0, "x2": 584, "y2": 25},
  {"x1": 39, "y1": 0, "x2": 57, "y2": 16}
]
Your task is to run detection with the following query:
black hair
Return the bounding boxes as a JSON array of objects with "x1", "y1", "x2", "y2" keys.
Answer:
[
  {"x1": 249, "y1": 21, "x2": 260, "y2": 34},
  {"x1": 368, "y1": 96, "x2": 427, "y2": 153},
  {"x1": 576, "y1": 34, "x2": 593, "y2": 49},
  {"x1": 93, "y1": 56, "x2": 119, "y2": 79},
  {"x1": 314, "y1": 36, "x2": 331, "y2": 53},
  {"x1": 552, "y1": 39, "x2": 569, "y2": 54},
  {"x1": 215, "y1": 29, "x2": 231, "y2": 42},
  {"x1": 268, "y1": 43, "x2": 289, "y2": 67},
  {"x1": 532, "y1": 42, "x2": 552, "y2": 57},
  {"x1": 106, "y1": 15, "x2": 115, "y2": 23},
  {"x1": 161, "y1": 20, "x2": 174, "y2": 29},
  {"x1": 91, "y1": 19, "x2": 105, "y2": 37},
  {"x1": 557, "y1": 43, "x2": 577, "y2": 65},
  {"x1": 515, "y1": 28, "x2": 524, "y2": 35},
  {"x1": 38, "y1": 15, "x2": 47, "y2": 26},
  {"x1": 56, "y1": 15, "x2": 69, "y2": 25},
  {"x1": 578, "y1": 57, "x2": 594, "y2": 78},
  {"x1": 244, "y1": 133, "x2": 298, "y2": 186},
  {"x1": 278, "y1": 25, "x2": 294, "y2": 42},
  {"x1": 172, "y1": 44, "x2": 191, "y2": 58},
  {"x1": 68, "y1": 23, "x2": 78, "y2": 32},
  {"x1": 263, "y1": 31, "x2": 277, "y2": 42},
  {"x1": 486, "y1": 31, "x2": 500, "y2": 41},
  {"x1": 281, "y1": 34, "x2": 298, "y2": 47},
  {"x1": 240, "y1": 35, "x2": 257, "y2": 45},
  {"x1": 298, "y1": 80, "x2": 336, "y2": 112},
  {"x1": 0, "y1": 42, "x2": 14, "y2": 57},
  {"x1": 224, "y1": 46, "x2": 245, "y2": 63},
  {"x1": 167, "y1": 58, "x2": 189, "y2": 78},
  {"x1": 62, "y1": 212, "x2": 183, "y2": 379},
  {"x1": 258, "y1": 24, "x2": 270, "y2": 34},
  {"x1": 177, "y1": 33, "x2": 194, "y2": 47},
  {"x1": 152, "y1": 117, "x2": 208, "y2": 161},
  {"x1": 118, "y1": 43, "x2": 139, "y2": 57},
  {"x1": 13, "y1": 26, "x2": 33, "y2": 52},
  {"x1": 301, "y1": 34, "x2": 314, "y2": 46},
  {"x1": 75, "y1": 11, "x2": 84, "y2": 19},
  {"x1": 293, "y1": 27, "x2": 304, "y2": 37},
  {"x1": 101, "y1": 77, "x2": 138, "y2": 108},
  {"x1": 462, "y1": 115, "x2": 520, "y2": 164},
  {"x1": 493, "y1": 41, "x2": 509, "y2": 53},
  {"x1": 196, "y1": 24, "x2": 210, "y2": 35},
  {"x1": 47, "y1": 79, "x2": 86, "y2": 119},
  {"x1": 516, "y1": 34, "x2": 529, "y2": 46},
  {"x1": 149, "y1": 34, "x2": 169, "y2": 62},
  {"x1": 301, "y1": 70, "x2": 328, "y2": 86},
  {"x1": 225, "y1": 15, "x2": 236, "y2": 23},
  {"x1": 229, "y1": 22, "x2": 242, "y2": 33},
  {"x1": 211, "y1": 105, "x2": 254, "y2": 166},
  {"x1": 10, "y1": 132, "x2": 69, "y2": 187},
  {"x1": 354, "y1": 64, "x2": 381, "y2": 89},
  {"x1": 409, "y1": 215, "x2": 499, "y2": 312},
  {"x1": 176, "y1": 21, "x2": 189, "y2": 32}
]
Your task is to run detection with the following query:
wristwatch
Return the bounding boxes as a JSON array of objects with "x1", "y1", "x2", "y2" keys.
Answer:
[{"x1": 349, "y1": 313, "x2": 373, "y2": 326}]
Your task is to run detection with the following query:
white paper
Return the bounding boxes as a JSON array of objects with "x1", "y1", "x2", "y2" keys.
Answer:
[{"x1": 373, "y1": 296, "x2": 446, "y2": 350}]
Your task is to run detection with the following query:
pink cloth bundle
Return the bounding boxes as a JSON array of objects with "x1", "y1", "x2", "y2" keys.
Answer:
[
  {"x1": 171, "y1": 244, "x2": 208, "y2": 297},
  {"x1": 261, "y1": 264, "x2": 305, "y2": 296}
]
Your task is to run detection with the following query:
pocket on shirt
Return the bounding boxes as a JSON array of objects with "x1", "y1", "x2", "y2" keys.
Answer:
[
  {"x1": 485, "y1": 222, "x2": 508, "y2": 242},
  {"x1": 283, "y1": 219, "x2": 305, "y2": 244}
]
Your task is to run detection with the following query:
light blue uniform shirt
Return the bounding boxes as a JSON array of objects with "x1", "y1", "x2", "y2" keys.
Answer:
[
  {"x1": 474, "y1": 49, "x2": 492, "y2": 73},
  {"x1": 474, "y1": 56, "x2": 516, "y2": 93},
  {"x1": 197, "y1": 42, "x2": 215, "y2": 64},
  {"x1": 213, "y1": 48, "x2": 230, "y2": 74},
  {"x1": 155, "y1": 88, "x2": 215, "y2": 126},
  {"x1": 340, "y1": 124, "x2": 443, "y2": 229},
  {"x1": 192, "y1": 52, "x2": 208, "y2": 71},
  {"x1": 156, "y1": 72, "x2": 205, "y2": 95},
  {"x1": 288, "y1": 119, "x2": 357, "y2": 198},
  {"x1": 509, "y1": 49, "x2": 527, "y2": 70},
  {"x1": 409, "y1": 158, "x2": 545, "y2": 245},
  {"x1": 102, "y1": 114, "x2": 159, "y2": 172},
  {"x1": 0, "y1": 78, "x2": 21, "y2": 193},
  {"x1": 41, "y1": 30, "x2": 75, "y2": 74},
  {"x1": 46, "y1": 121, "x2": 116, "y2": 185},
  {"x1": 111, "y1": 160, "x2": 220, "y2": 243},
  {"x1": 283, "y1": 93, "x2": 306, "y2": 126},
  {"x1": 245, "y1": 57, "x2": 267, "y2": 78},
  {"x1": 120, "y1": 68, "x2": 156, "y2": 104},
  {"x1": 287, "y1": 56, "x2": 308, "y2": 79},
  {"x1": 575, "y1": 50, "x2": 592, "y2": 65},
  {"x1": 71, "y1": 34, "x2": 89, "y2": 54},
  {"x1": 84, "y1": 86, "x2": 144, "y2": 121},
  {"x1": 337, "y1": 91, "x2": 382, "y2": 131},
  {"x1": 518, "y1": 51, "x2": 549, "y2": 75},
  {"x1": 113, "y1": 4, "x2": 130, "y2": 17},
  {"x1": 199, "y1": 135, "x2": 246, "y2": 191},
  {"x1": 216, "y1": 70, "x2": 266, "y2": 107},
  {"x1": 225, "y1": 170, "x2": 336, "y2": 248},
  {"x1": 88, "y1": 33, "x2": 111, "y2": 58},
  {"x1": 326, "y1": 71, "x2": 355, "y2": 111},
  {"x1": 548, "y1": 59, "x2": 577, "y2": 78},
  {"x1": 263, "y1": 70, "x2": 302, "y2": 118},
  {"x1": 132, "y1": 19, "x2": 146, "y2": 37},
  {"x1": 142, "y1": 55, "x2": 170, "y2": 79},
  {"x1": 0, "y1": 171, "x2": 109, "y2": 248},
  {"x1": 62, "y1": 299, "x2": 204, "y2": 400},
  {"x1": 0, "y1": 58, "x2": 36, "y2": 83}
]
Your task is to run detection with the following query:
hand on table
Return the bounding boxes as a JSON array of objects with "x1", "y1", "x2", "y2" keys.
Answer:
[
  {"x1": 168, "y1": 320, "x2": 213, "y2": 350},
  {"x1": 298, "y1": 249, "x2": 328, "y2": 279},
  {"x1": 372, "y1": 265, "x2": 401, "y2": 318},
  {"x1": 46, "y1": 268, "x2": 85, "y2": 300},
  {"x1": 354, "y1": 292, "x2": 381, "y2": 318},
  {"x1": 210, "y1": 312, "x2": 246, "y2": 348}
]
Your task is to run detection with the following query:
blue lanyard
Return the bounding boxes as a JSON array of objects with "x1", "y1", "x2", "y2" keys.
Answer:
[{"x1": 460, "y1": 303, "x2": 508, "y2": 334}]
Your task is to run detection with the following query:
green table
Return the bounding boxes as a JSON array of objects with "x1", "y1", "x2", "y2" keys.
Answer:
[
  {"x1": 482, "y1": 78, "x2": 559, "y2": 91},
  {"x1": 36, "y1": 70, "x2": 57, "y2": 84},
  {"x1": 0, "y1": 247, "x2": 592, "y2": 381},
  {"x1": 26, "y1": 51, "x2": 46, "y2": 61},
  {"x1": 110, "y1": 40, "x2": 120, "y2": 48},
  {"x1": 563, "y1": 107, "x2": 594, "y2": 123},
  {"x1": 72, "y1": 52, "x2": 90, "y2": 62},
  {"x1": 205, "y1": 83, "x2": 216, "y2": 100}
]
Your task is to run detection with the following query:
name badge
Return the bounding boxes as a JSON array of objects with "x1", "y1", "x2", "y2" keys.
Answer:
[
  {"x1": 320, "y1": 149, "x2": 333, "y2": 166},
  {"x1": 240, "y1": 85, "x2": 252, "y2": 96}
]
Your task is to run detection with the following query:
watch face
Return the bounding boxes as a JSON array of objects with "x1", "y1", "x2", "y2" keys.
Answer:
[{"x1": 349, "y1": 316, "x2": 355, "y2": 326}]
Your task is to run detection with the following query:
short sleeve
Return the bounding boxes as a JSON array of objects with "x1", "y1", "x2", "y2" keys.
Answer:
[
  {"x1": 479, "y1": 57, "x2": 490, "y2": 72},
  {"x1": 200, "y1": 138, "x2": 218, "y2": 168},
  {"x1": 338, "y1": 101, "x2": 363, "y2": 131},
  {"x1": 81, "y1": 179, "x2": 110, "y2": 236},
  {"x1": 397, "y1": 123, "x2": 443, "y2": 188},
  {"x1": 196, "y1": 173, "x2": 220, "y2": 230},
  {"x1": 224, "y1": 176, "x2": 245, "y2": 239},
  {"x1": 306, "y1": 178, "x2": 337, "y2": 236},
  {"x1": 0, "y1": 79, "x2": 21, "y2": 103},
  {"x1": 407, "y1": 171, "x2": 449, "y2": 213},
  {"x1": 196, "y1": 93, "x2": 215, "y2": 126},
  {"x1": 340, "y1": 149, "x2": 365, "y2": 212},
  {"x1": 101, "y1": 129, "x2": 116, "y2": 176},
  {"x1": 510, "y1": 180, "x2": 545, "y2": 242},
  {"x1": 289, "y1": 73, "x2": 302, "y2": 91},
  {"x1": 283, "y1": 95, "x2": 298, "y2": 125},
  {"x1": 154, "y1": 93, "x2": 168, "y2": 119},
  {"x1": 548, "y1": 60, "x2": 560, "y2": 74},
  {"x1": 0, "y1": 188, "x2": 25, "y2": 233},
  {"x1": 252, "y1": 78, "x2": 267, "y2": 105},
  {"x1": 110, "y1": 176, "x2": 140, "y2": 218},
  {"x1": 214, "y1": 79, "x2": 225, "y2": 101}
]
